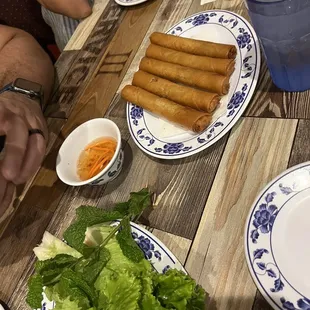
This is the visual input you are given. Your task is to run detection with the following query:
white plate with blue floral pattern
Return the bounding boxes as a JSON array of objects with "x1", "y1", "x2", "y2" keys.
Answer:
[
  {"x1": 245, "y1": 162, "x2": 310, "y2": 310},
  {"x1": 114, "y1": 0, "x2": 148, "y2": 7},
  {"x1": 39, "y1": 222, "x2": 185, "y2": 310},
  {"x1": 126, "y1": 10, "x2": 261, "y2": 159}
]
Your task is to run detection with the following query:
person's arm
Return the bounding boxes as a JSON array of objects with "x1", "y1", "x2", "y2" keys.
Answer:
[
  {"x1": 37, "y1": 0, "x2": 92, "y2": 19},
  {"x1": 0, "y1": 25, "x2": 54, "y2": 102},
  {"x1": 0, "y1": 25, "x2": 54, "y2": 216}
]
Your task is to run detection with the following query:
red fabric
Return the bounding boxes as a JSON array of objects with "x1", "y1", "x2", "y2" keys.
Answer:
[{"x1": 47, "y1": 44, "x2": 60, "y2": 62}]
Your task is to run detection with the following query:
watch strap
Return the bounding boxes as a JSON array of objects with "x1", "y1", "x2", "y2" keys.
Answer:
[
  {"x1": 0, "y1": 83, "x2": 13, "y2": 96},
  {"x1": 0, "y1": 79, "x2": 43, "y2": 110}
]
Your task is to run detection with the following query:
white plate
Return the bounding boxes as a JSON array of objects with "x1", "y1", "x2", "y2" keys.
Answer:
[
  {"x1": 127, "y1": 10, "x2": 261, "y2": 159},
  {"x1": 245, "y1": 162, "x2": 310, "y2": 310},
  {"x1": 114, "y1": 0, "x2": 148, "y2": 6},
  {"x1": 39, "y1": 222, "x2": 185, "y2": 310}
]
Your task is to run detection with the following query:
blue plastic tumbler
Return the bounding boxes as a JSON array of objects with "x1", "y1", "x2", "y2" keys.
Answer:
[{"x1": 246, "y1": 0, "x2": 310, "y2": 91}]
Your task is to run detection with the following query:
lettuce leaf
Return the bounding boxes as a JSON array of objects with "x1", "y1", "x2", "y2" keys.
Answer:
[
  {"x1": 94, "y1": 236, "x2": 152, "y2": 310},
  {"x1": 187, "y1": 285, "x2": 206, "y2": 310},
  {"x1": 33, "y1": 231, "x2": 82, "y2": 261},
  {"x1": 46, "y1": 286, "x2": 86, "y2": 310},
  {"x1": 95, "y1": 269, "x2": 141, "y2": 310},
  {"x1": 153, "y1": 269, "x2": 199, "y2": 310},
  {"x1": 140, "y1": 294, "x2": 167, "y2": 310},
  {"x1": 53, "y1": 297, "x2": 83, "y2": 310}
]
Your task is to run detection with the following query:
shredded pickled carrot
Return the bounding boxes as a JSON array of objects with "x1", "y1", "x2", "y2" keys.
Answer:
[{"x1": 77, "y1": 137, "x2": 117, "y2": 181}]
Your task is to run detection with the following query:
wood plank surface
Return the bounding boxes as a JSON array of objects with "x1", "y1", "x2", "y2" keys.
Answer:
[
  {"x1": 6, "y1": 183, "x2": 108, "y2": 310},
  {"x1": 64, "y1": 0, "x2": 110, "y2": 51},
  {"x1": 185, "y1": 117, "x2": 297, "y2": 310},
  {"x1": 2, "y1": 0, "x2": 308, "y2": 308},
  {"x1": 288, "y1": 119, "x2": 310, "y2": 167},
  {"x1": 97, "y1": 133, "x2": 228, "y2": 239},
  {"x1": 152, "y1": 229, "x2": 192, "y2": 265},
  {"x1": 0, "y1": 118, "x2": 65, "y2": 235},
  {"x1": 62, "y1": 0, "x2": 164, "y2": 135},
  {"x1": 51, "y1": 50, "x2": 79, "y2": 103},
  {"x1": 0, "y1": 119, "x2": 66, "y2": 304},
  {"x1": 252, "y1": 291, "x2": 273, "y2": 310},
  {"x1": 45, "y1": 1, "x2": 125, "y2": 118}
]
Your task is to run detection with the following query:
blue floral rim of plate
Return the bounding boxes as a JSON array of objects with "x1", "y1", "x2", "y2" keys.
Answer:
[
  {"x1": 39, "y1": 222, "x2": 185, "y2": 310},
  {"x1": 127, "y1": 10, "x2": 261, "y2": 159},
  {"x1": 245, "y1": 162, "x2": 310, "y2": 310}
]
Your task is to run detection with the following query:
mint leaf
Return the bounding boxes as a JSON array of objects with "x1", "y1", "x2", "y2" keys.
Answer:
[
  {"x1": 42, "y1": 268, "x2": 65, "y2": 285},
  {"x1": 76, "y1": 206, "x2": 121, "y2": 221},
  {"x1": 63, "y1": 189, "x2": 151, "y2": 254},
  {"x1": 58, "y1": 269, "x2": 98, "y2": 307},
  {"x1": 54, "y1": 280, "x2": 90, "y2": 309},
  {"x1": 26, "y1": 274, "x2": 43, "y2": 309},
  {"x1": 35, "y1": 254, "x2": 78, "y2": 274},
  {"x1": 63, "y1": 220, "x2": 89, "y2": 254},
  {"x1": 63, "y1": 208, "x2": 123, "y2": 254},
  {"x1": 116, "y1": 217, "x2": 145, "y2": 263},
  {"x1": 128, "y1": 188, "x2": 151, "y2": 217},
  {"x1": 76, "y1": 247, "x2": 111, "y2": 285},
  {"x1": 114, "y1": 201, "x2": 130, "y2": 215}
]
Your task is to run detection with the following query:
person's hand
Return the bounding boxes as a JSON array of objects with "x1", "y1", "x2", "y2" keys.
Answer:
[{"x1": 0, "y1": 92, "x2": 48, "y2": 185}]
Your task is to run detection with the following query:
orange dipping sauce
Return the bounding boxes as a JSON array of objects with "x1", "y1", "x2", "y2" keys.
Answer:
[{"x1": 77, "y1": 137, "x2": 117, "y2": 181}]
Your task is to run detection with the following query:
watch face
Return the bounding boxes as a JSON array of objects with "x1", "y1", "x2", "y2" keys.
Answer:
[{"x1": 14, "y1": 78, "x2": 42, "y2": 94}]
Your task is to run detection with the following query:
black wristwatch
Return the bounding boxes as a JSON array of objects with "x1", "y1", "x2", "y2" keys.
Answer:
[{"x1": 0, "y1": 78, "x2": 44, "y2": 110}]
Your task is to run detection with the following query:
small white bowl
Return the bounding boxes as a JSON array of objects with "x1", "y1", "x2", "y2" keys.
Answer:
[{"x1": 56, "y1": 118, "x2": 124, "y2": 186}]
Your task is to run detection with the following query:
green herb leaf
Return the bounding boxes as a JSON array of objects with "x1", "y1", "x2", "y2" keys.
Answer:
[
  {"x1": 128, "y1": 188, "x2": 151, "y2": 217},
  {"x1": 76, "y1": 206, "x2": 121, "y2": 221},
  {"x1": 35, "y1": 254, "x2": 78, "y2": 274},
  {"x1": 140, "y1": 294, "x2": 167, "y2": 310},
  {"x1": 95, "y1": 269, "x2": 142, "y2": 310},
  {"x1": 58, "y1": 269, "x2": 98, "y2": 307},
  {"x1": 114, "y1": 201, "x2": 130, "y2": 216},
  {"x1": 26, "y1": 274, "x2": 43, "y2": 309},
  {"x1": 154, "y1": 269, "x2": 204, "y2": 310},
  {"x1": 41, "y1": 267, "x2": 65, "y2": 285},
  {"x1": 76, "y1": 247, "x2": 111, "y2": 285},
  {"x1": 63, "y1": 209, "x2": 122, "y2": 254},
  {"x1": 186, "y1": 285, "x2": 206, "y2": 310},
  {"x1": 116, "y1": 217, "x2": 145, "y2": 263}
]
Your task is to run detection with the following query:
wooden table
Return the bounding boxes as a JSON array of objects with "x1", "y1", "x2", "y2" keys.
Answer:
[{"x1": 0, "y1": 0, "x2": 308, "y2": 309}]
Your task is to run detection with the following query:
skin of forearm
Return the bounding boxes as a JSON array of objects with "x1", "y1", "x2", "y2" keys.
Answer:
[
  {"x1": 37, "y1": 0, "x2": 92, "y2": 19},
  {"x1": 0, "y1": 25, "x2": 54, "y2": 104}
]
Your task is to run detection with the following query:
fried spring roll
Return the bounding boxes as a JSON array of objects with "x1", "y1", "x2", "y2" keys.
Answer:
[
  {"x1": 122, "y1": 85, "x2": 211, "y2": 133},
  {"x1": 139, "y1": 57, "x2": 229, "y2": 95},
  {"x1": 146, "y1": 44, "x2": 235, "y2": 76},
  {"x1": 133, "y1": 71, "x2": 220, "y2": 112},
  {"x1": 150, "y1": 32, "x2": 237, "y2": 59}
]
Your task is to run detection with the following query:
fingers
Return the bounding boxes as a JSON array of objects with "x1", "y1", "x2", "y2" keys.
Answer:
[
  {"x1": 0, "y1": 182, "x2": 15, "y2": 219},
  {"x1": 1, "y1": 115, "x2": 29, "y2": 181},
  {"x1": 14, "y1": 133, "x2": 46, "y2": 184}
]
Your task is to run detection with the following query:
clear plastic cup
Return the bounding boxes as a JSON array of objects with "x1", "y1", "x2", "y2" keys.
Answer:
[{"x1": 246, "y1": 0, "x2": 310, "y2": 91}]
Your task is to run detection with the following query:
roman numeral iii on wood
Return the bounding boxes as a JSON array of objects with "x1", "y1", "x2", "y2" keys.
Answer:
[{"x1": 97, "y1": 51, "x2": 133, "y2": 76}]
